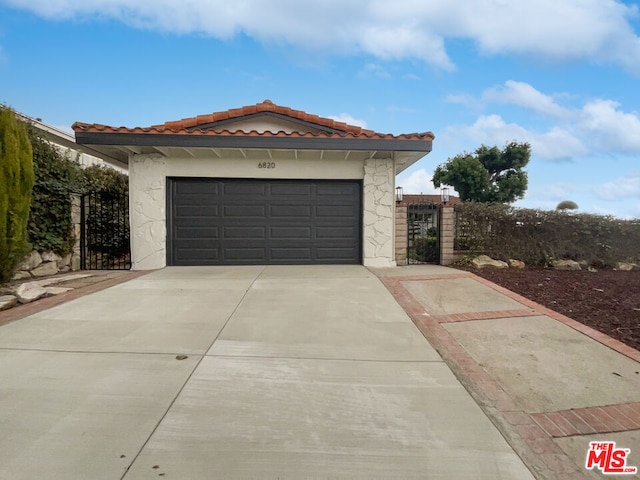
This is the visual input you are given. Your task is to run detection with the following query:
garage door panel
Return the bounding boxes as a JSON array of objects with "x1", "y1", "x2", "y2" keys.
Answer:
[
  {"x1": 316, "y1": 247, "x2": 358, "y2": 259},
  {"x1": 316, "y1": 226, "x2": 357, "y2": 239},
  {"x1": 224, "y1": 227, "x2": 266, "y2": 240},
  {"x1": 270, "y1": 204, "x2": 312, "y2": 217},
  {"x1": 270, "y1": 248, "x2": 312, "y2": 260},
  {"x1": 175, "y1": 182, "x2": 219, "y2": 195},
  {"x1": 224, "y1": 248, "x2": 267, "y2": 261},
  {"x1": 270, "y1": 227, "x2": 312, "y2": 239},
  {"x1": 168, "y1": 178, "x2": 361, "y2": 265},
  {"x1": 316, "y1": 205, "x2": 358, "y2": 217},
  {"x1": 223, "y1": 182, "x2": 267, "y2": 195},
  {"x1": 270, "y1": 183, "x2": 311, "y2": 196},
  {"x1": 223, "y1": 205, "x2": 266, "y2": 217},
  {"x1": 175, "y1": 227, "x2": 219, "y2": 239},
  {"x1": 175, "y1": 205, "x2": 219, "y2": 217}
]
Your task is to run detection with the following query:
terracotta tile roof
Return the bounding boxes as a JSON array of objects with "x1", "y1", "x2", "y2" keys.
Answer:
[{"x1": 72, "y1": 99, "x2": 435, "y2": 142}]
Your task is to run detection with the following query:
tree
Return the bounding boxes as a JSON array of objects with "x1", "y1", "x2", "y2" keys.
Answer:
[
  {"x1": 0, "y1": 107, "x2": 34, "y2": 284},
  {"x1": 556, "y1": 200, "x2": 579, "y2": 211},
  {"x1": 432, "y1": 141, "x2": 530, "y2": 203}
]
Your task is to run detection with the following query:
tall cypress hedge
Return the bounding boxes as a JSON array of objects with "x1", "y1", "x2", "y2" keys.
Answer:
[{"x1": 0, "y1": 107, "x2": 34, "y2": 284}]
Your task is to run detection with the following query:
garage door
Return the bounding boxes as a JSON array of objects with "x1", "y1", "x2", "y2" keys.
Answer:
[{"x1": 167, "y1": 178, "x2": 362, "y2": 265}]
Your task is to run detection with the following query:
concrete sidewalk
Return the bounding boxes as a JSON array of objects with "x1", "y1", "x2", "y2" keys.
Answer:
[
  {"x1": 0, "y1": 266, "x2": 534, "y2": 479},
  {"x1": 375, "y1": 265, "x2": 640, "y2": 480}
]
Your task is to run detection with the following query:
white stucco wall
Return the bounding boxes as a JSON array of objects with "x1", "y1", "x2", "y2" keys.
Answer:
[
  {"x1": 362, "y1": 157, "x2": 396, "y2": 268},
  {"x1": 129, "y1": 154, "x2": 167, "y2": 270},
  {"x1": 129, "y1": 151, "x2": 397, "y2": 269}
]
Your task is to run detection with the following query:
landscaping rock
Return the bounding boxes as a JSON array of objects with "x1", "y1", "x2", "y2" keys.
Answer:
[
  {"x1": 472, "y1": 255, "x2": 508, "y2": 269},
  {"x1": 616, "y1": 262, "x2": 638, "y2": 271},
  {"x1": 31, "y1": 261, "x2": 59, "y2": 278},
  {"x1": 14, "y1": 283, "x2": 48, "y2": 304},
  {"x1": 12, "y1": 271, "x2": 32, "y2": 281},
  {"x1": 17, "y1": 251, "x2": 42, "y2": 271},
  {"x1": 551, "y1": 259, "x2": 581, "y2": 271},
  {"x1": 41, "y1": 251, "x2": 62, "y2": 263},
  {"x1": 0, "y1": 295, "x2": 18, "y2": 311},
  {"x1": 508, "y1": 259, "x2": 525, "y2": 269},
  {"x1": 58, "y1": 253, "x2": 72, "y2": 269},
  {"x1": 71, "y1": 254, "x2": 81, "y2": 271},
  {"x1": 44, "y1": 287, "x2": 73, "y2": 295}
]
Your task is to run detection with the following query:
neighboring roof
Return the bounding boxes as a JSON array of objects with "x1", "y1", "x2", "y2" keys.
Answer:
[
  {"x1": 403, "y1": 194, "x2": 461, "y2": 206},
  {"x1": 16, "y1": 112, "x2": 128, "y2": 171},
  {"x1": 72, "y1": 100, "x2": 434, "y2": 168}
]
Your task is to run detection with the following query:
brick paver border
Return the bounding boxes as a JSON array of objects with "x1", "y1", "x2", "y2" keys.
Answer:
[{"x1": 379, "y1": 271, "x2": 640, "y2": 480}]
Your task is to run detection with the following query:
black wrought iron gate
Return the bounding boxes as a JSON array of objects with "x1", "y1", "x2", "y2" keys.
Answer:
[
  {"x1": 80, "y1": 191, "x2": 131, "y2": 270},
  {"x1": 407, "y1": 203, "x2": 440, "y2": 264}
]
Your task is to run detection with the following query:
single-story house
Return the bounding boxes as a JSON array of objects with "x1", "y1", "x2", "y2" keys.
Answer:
[{"x1": 73, "y1": 100, "x2": 434, "y2": 269}]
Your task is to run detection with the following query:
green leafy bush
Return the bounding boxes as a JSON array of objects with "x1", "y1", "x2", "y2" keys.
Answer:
[
  {"x1": 27, "y1": 127, "x2": 128, "y2": 256},
  {"x1": 454, "y1": 202, "x2": 640, "y2": 267},
  {"x1": 27, "y1": 130, "x2": 84, "y2": 255},
  {"x1": 0, "y1": 107, "x2": 34, "y2": 283}
]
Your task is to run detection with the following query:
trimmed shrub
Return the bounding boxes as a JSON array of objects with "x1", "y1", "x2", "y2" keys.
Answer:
[
  {"x1": 454, "y1": 202, "x2": 640, "y2": 267},
  {"x1": 0, "y1": 107, "x2": 34, "y2": 284}
]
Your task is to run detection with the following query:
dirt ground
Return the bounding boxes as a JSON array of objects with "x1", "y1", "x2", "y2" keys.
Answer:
[{"x1": 465, "y1": 267, "x2": 640, "y2": 352}]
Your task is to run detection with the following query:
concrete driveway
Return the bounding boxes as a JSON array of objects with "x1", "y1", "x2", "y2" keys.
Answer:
[{"x1": 0, "y1": 266, "x2": 533, "y2": 479}]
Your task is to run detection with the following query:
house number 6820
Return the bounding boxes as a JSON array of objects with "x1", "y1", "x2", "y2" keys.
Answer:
[{"x1": 258, "y1": 162, "x2": 276, "y2": 169}]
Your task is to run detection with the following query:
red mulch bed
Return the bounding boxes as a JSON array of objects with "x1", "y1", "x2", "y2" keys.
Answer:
[{"x1": 465, "y1": 267, "x2": 640, "y2": 352}]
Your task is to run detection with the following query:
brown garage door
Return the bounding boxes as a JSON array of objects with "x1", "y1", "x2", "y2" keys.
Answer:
[{"x1": 167, "y1": 178, "x2": 362, "y2": 265}]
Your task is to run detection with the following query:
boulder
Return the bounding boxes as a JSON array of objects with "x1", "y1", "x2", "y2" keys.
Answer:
[
  {"x1": 17, "y1": 251, "x2": 42, "y2": 271},
  {"x1": 551, "y1": 259, "x2": 581, "y2": 271},
  {"x1": 31, "y1": 261, "x2": 59, "y2": 278},
  {"x1": 41, "y1": 251, "x2": 62, "y2": 263},
  {"x1": 11, "y1": 271, "x2": 32, "y2": 281},
  {"x1": 508, "y1": 259, "x2": 526, "y2": 269},
  {"x1": 58, "y1": 253, "x2": 72, "y2": 269},
  {"x1": 616, "y1": 262, "x2": 638, "y2": 271},
  {"x1": 14, "y1": 283, "x2": 47, "y2": 304},
  {"x1": 0, "y1": 295, "x2": 18, "y2": 311},
  {"x1": 472, "y1": 255, "x2": 508, "y2": 269}
]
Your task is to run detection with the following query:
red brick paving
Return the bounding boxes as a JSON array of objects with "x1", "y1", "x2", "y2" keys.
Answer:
[{"x1": 378, "y1": 271, "x2": 640, "y2": 480}]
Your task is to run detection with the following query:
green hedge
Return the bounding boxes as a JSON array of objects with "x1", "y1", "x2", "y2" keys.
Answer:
[{"x1": 454, "y1": 202, "x2": 640, "y2": 267}]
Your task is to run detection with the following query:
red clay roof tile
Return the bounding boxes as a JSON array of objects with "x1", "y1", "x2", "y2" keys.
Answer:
[{"x1": 72, "y1": 99, "x2": 435, "y2": 142}]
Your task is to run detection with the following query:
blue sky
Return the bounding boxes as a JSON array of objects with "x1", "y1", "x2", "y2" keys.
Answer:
[{"x1": 1, "y1": 0, "x2": 639, "y2": 218}]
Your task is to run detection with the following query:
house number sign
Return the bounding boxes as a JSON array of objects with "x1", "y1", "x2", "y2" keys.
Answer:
[{"x1": 258, "y1": 162, "x2": 276, "y2": 169}]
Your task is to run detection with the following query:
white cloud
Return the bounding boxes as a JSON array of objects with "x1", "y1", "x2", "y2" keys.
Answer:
[
  {"x1": 328, "y1": 113, "x2": 368, "y2": 128},
  {"x1": 483, "y1": 80, "x2": 573, "y2": 119},
  {"x1": 449, "y1": 81, "x2": 640, "y2": 158},
  {"x1": 396, "y1": 168, "x2": 440, "y2": 194},
  {"x1": 445, "y1": 114, "x2": 586, "y2": 161},
  {"x1": 595, "y1": 172, "x2": 640, "y2": 201},
  {"x1": 579, "y1": 100, "x2": 640, "y2": 152},
  {"x1": 3, "y1": 0, "x2": 640, "y2": 73}
]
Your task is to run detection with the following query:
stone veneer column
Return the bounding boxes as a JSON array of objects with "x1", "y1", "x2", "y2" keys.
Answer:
[
  {"x1": 362, "y1": 157, "x2": 396, "y2": 267},
  {"x1": 439, "y1": 206, "x2": 455, "y2": 265},
  {"x1": 395, "y1": 202, "x2": 408, "y2": 266},
  {"x1": 129, "y1": 153, "x2": 167, "y2": 270},
  {"x1": 70, "y1": 194, "x2": 81, "y2": 271}
]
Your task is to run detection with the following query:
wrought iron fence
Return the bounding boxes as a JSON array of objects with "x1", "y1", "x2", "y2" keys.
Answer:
[
  {"x1": 407, "y1": 203, "x2": 440, "y2": 264},
  {"x1": 80, "y1": 191, "x2": 131, "y2": 270}
]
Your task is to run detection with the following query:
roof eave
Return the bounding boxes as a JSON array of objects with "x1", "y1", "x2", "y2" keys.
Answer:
[{"x1": 75, "y1": 131, "x2": 433, "y2": 153}]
